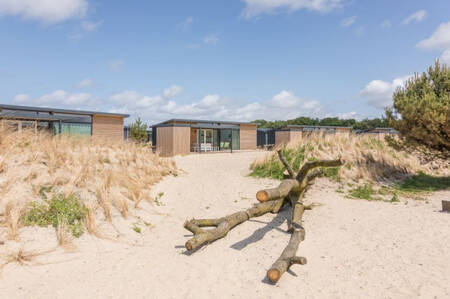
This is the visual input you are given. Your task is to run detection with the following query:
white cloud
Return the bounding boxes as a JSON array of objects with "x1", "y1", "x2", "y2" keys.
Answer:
[
  {"x1": 163, "y1": 85, "x2": 184, "y2": 98},
  {"x1": 0, "y1": 0, "x2": 88, "y2": 24},
  {"x1": 417, "y1": 21, "x2": 450, "y2": 50},
  {"x1": 360, "y1": 76, "x2": 411, "y2": 109},
  {"x1": 339, "y1": 111, "x2": 363, "y2": 120},
  {"x1": 417, "y1": 21, "x2": 450, "y2": 65},
  {"x1": 341, "y1": 16, "x2": 356, "y2": 27},
  {"x1": 108, "y1": 60, "x2": 124, "y2": 72},
  {"x1": 269, "y1": 90, "x2": 300, "y2": 108},
  {"x1": 14, "y1": 90, "x2": 97, "y2": 107},
  {"x1": 11, "y1": 86, "x2": 328, "y2": 124},
  {"x1": 380, "y1": 19, "x2": 391, "y2": 28},
  {"x1": 75, "y1": 78, "x2": 94, "y2": 88},
  {"x1": 241, "y1": 0, "x2": 343, "y2": 18},
  {"x1": 178, "y1": 16, "x2": 193, "y2": 31},
  {"x1": 105, "y1": 87, "x2": 325, "y2": 123},
  {"x1": 402, "y1": 10, "x2": 427, "y2": 25},
  {"x1": 204, "y1": 34, "x2": 219, "y2": 45}
]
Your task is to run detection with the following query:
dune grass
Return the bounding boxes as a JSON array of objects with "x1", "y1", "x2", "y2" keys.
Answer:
[
  {"x1": 250, "y1": 134, "x2": 431, "y2": 183},
  {"x1": 0, "y1": 129, "x2": 175, "y2": 243},
  {"x1": 250, "y1": 134, "x2": 447, "y2": 201}
]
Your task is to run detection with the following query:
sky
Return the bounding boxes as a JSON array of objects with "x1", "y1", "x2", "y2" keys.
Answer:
[{"x1": 0, "y1": 0, "x2": 449, "y2": 124}]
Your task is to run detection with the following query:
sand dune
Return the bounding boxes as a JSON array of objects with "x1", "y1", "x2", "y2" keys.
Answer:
[{"x1": 0, "y1": 151, "x2": 448, "y2": 298}]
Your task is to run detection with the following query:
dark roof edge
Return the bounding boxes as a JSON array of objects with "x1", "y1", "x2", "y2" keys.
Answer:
[
  {"x1": 285, "y1": 125, "x2": 352, "y2": 129},
  {"x1": 0, "y1": 104, "x2": 129, "y2": 118},
  {"x1": 151, "y1": 118, "x2": 257, "y2": 127}
]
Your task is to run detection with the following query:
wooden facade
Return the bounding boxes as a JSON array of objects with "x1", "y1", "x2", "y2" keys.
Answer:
[
  {"x1": 152, "y1": 119, "x2": 258, "y2": 157},
  {"x1": 92, "y1": 115, "x2": 125, "y2": 140},
  {"x1": 275, "y1": 126, "x2": 352, "y2": 146},
  {"x1": 239, "y1": 124, "x2": 257, "y2": 150},
  {"x1": 156, "y1": 126, "x2": 191, "y2": 157}
]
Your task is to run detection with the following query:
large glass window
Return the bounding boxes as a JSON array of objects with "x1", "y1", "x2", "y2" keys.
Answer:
[
  {"x1": 53, "y1": 122, "x2": 92, "y2": 136},
  {"x1": 219, "y1": 129, "x2": 239, "y2": 150}
]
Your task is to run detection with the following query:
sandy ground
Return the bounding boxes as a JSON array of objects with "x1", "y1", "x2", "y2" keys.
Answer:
[{"x1": 0, "y1": 151, "x2": 449, "y2": 299}]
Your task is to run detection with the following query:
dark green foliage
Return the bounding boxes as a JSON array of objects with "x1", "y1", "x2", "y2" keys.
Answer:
[
  {"x1": 130, "y1": 117, "x2": 148, "y2": 143},
  {"x1": 251, "y1": 117, "x2": 388, "y2": 130},
  {"x1": 386, "y1": 60, "x2": 450, "y2": 157},
  {"x1": 396, "y1": 172, "x2": 450, "y2": 193},
  {"x1": 22, "y1": 193, "x2": 87, "y2": 238}
]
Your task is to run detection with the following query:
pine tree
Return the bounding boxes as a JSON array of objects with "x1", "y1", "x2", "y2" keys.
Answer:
[
  {"x1": 386, "y1": 60, "x2": 450, "y2": 157},
  {"x1": 130, "y1": 117, "x2": 148, "y2": 143}
]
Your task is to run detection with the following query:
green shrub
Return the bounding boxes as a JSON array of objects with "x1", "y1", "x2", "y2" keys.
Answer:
[{"x1": 22, "y1": 193, "x2": 87, "y2": 238}]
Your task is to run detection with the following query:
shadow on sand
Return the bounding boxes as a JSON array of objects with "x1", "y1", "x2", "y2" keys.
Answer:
[{"x1": 230, "y1": 207, "x2": 291, "y2": 251}]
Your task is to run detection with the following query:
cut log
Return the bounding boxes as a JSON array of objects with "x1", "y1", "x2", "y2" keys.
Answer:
[
  {"x1": 256, "y1": 179, "x2": 299, "y2": 203},
  {"x1": 268, "y1": 192, "x2": 306, "y2": 283},
  {"x1": 184, "y1": 197, "x2": 286, "y2": 251}
]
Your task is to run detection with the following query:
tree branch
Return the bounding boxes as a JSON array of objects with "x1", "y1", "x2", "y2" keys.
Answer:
[
  {"x1": 184, "y1": 198, "x2": 286, "y2": 251},
  {"x1": 296, "y1": 158, "x2": 344, "y2": 181},
  {"x1": 277, "y1": 150, "x2": 295, "y2": 178}
]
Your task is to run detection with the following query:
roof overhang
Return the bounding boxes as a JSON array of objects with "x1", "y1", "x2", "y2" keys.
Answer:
[{"x1": 0, "y1": 104, "x2": 129, "y2": 118}]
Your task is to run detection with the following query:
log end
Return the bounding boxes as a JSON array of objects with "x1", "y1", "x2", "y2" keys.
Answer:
[
  {"x1": 185, "y1": 240, "x2": 193, "y2": 251},
  {"x1": 267, "y1": 268, "x2": 281, "y2": 283},
  {"x1": 256, "y1": 190, "x2": 269, "y2": 202}
]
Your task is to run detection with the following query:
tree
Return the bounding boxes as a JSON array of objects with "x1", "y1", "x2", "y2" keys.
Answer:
[
  {"x1": 130, "y1": 117, "x2": 148, "y2": 143},
  {"x1": 386, "y1": 60, "x2": 450, "y2": 157}
]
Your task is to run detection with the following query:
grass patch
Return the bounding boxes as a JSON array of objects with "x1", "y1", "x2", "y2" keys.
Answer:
[
  {"x1": 348, "y1": 184, "x2": 383, "y2": 201},
  {"x1": 132, "y1": 223, "x2": 142, "y2": 234},
  {"x1": 396, "y1": 172, "x2": 450, "y2": 193},
  {"x1": 22, "y1": 193, "x2": 87, "y2": 238}
]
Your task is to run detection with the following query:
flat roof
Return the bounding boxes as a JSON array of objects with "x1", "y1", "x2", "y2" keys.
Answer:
[
  {"x1": 152, "y1": 118, "x2": 257, "y2": 127},
  {"x1": 284, "y1": 125, "x2": 352, "y2": 129},
  {"x1": 0, "y1": 104, "x2": 129, "y2": 118}
]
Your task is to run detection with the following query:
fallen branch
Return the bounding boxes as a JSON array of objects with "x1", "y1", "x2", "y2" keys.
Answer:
[
  {"x1": 184, "y1": 197, "x2": 285, "y2": 251},
  {"x1": 183, "y1": 152, "x2": 344, "y2": 284}
]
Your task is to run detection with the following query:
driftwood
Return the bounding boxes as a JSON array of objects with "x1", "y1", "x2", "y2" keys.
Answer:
[{"x1": 184, "y1": 150, "x2": 343, "y2": 284}]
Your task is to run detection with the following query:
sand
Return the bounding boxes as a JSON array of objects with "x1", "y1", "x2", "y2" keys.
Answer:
[{"x1": 0, "y1": 151, "x2": 449, "y2": 298}]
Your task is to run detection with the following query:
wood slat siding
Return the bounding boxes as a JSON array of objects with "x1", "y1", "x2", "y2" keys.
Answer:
[
  {"x1": 92, "y1": 115, "x2": 124, "y2": 140},
  {"x1": 239, "y1": 124, "x2": 257, "y2": 150},
  {"x1": 275, "y1": 130, "x2": 291, "y2": 146},
  {"x1": 290, "y1": 130, "x2": 303, "y2": 142},
  {"x1": 156, "y1": 126, "x2": 190, "y2": 157}
]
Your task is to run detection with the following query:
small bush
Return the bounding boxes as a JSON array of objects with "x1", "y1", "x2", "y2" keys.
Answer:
[{"x1": 22, "y1": 193, "x2": 87, "y2": 238}]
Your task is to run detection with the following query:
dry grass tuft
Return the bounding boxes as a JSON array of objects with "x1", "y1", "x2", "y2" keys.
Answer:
[
  {"x1": 0, "y1": 128, "x2": 175, "y2": 243},
  {"x1": 251, "y1": 134, "x2": 438, "y2": 184}
]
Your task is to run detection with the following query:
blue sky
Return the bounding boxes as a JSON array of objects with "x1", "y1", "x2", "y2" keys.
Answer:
[{"x1": 0, "y1": 0, "x2": 449, "y2": 124}]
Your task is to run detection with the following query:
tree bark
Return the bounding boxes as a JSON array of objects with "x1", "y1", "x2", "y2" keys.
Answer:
[{"x1": 184, "y1": 197, "x2": 286, "y2": 251}]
